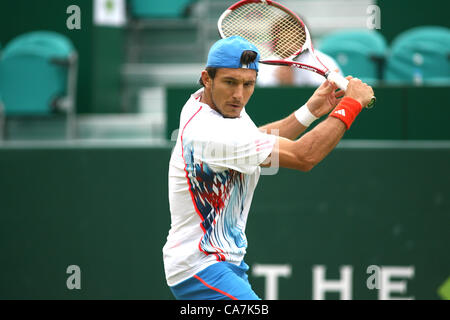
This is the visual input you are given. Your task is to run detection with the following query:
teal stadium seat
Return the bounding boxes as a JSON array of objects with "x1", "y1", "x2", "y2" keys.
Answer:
[
  {"x1": 318, "y1": 29, "x2": 387, "y2": 84},
  {"x1": 0, "y1": 31, "x2": 77, "y2": 115},
  {"x1": 385, "y1": 26, "x2": 450, "y2": 85},
  {"x1": 0, "y1": 31, "x2": 78, "y2": 138},
  {"x1": 130, "y1": 0, "x2": 194, "y2": 18}
]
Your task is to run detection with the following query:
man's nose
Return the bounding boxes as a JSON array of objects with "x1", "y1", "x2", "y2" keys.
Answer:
[{"x1": 232, "y1": 84, "x2": 244, "y2": 101}]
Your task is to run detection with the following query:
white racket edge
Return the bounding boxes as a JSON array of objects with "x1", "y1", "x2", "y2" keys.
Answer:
[
  {"x1": 217, "y1": 9, "x2": 230, "y2": 39},
  {"x1": 326, "y1": 71, "x2": 349, "y2": 91}
]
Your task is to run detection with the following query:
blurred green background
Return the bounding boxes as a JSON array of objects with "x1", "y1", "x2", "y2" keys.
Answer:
[{"x1": 0, "y1": 0, "x2": 449, "y2": 300}]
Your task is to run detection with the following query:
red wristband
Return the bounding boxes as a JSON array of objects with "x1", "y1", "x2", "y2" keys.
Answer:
[{"x1": 329, "y1": 97, "x2": 363, "y2": 130}]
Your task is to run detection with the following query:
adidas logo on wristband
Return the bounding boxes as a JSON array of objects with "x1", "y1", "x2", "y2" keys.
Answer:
[
  {"x1": 329, "y1": 97, "x2": 362, "y2": 130},
  {"x1": 334, "y1": 109, "x2": 346, "y2": 117}
]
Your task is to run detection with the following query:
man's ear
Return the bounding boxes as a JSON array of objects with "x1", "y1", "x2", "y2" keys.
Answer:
[{"x1": 201, "y1": 70, "x2": 211, "y2": 88}]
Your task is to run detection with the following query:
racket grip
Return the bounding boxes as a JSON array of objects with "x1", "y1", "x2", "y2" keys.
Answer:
[
  {"x1": 326, "y1": 71, "x2": 376, "y2": 109},
  {"x1": 326, "y1": 71, "x2": 349, "y2": 91}
]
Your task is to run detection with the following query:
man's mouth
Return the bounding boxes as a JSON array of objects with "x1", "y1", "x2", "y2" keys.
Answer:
[{"x1": 227, "y1": 103, "x2": 241, "y2": 108}]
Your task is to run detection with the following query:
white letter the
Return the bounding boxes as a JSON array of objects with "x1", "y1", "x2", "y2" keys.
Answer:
[
  {"x1": 379, "y1": 266, "x2": 414, "y2": 300},
  {"x1": 252, "y1": 264, "x2": 292, "y2": 300},
  {"x1": 313, "y1": 265, "x2": 353, "y2": 300}
]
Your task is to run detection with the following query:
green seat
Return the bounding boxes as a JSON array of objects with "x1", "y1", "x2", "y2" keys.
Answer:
[
  {"x1": 0, "y1": 31, "x2": 76, "y2": 115},
  {"x1": 3, "y1": 31, "x2": 74, "y2": 60},
  {"x1": 385, "y1": 26, "x2": 450, "y2": 85},
  {"x1": 0, "y1": 31, "x2": 78, "y2": 138},
  {"x1": 130, "y1": 0, "x2": 193, "y2": 18},
  {"x1": 318, "y1": 29, "x2": 387, "y2": 84},
  {"x1": 390, "y1": 26, "x2": 450, "y2": 49}
]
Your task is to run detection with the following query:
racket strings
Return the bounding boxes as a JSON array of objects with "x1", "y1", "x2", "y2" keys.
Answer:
[{"x1": 221, "y1": 3, "x2": 306, "y2": 60}]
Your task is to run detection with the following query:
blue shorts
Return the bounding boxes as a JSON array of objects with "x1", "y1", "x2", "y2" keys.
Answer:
[{"x1": 170, "y1": 261, "x2": 260, "y2": 300}]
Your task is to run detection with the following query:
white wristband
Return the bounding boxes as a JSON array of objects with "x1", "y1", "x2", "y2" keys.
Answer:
[{"x1": 294, "y1": 104, "x2": 318, "y2": 127}]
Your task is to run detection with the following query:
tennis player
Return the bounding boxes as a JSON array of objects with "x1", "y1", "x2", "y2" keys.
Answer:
[{"x1": 163, "y1": 36, "x2": 374, "y2": 300}]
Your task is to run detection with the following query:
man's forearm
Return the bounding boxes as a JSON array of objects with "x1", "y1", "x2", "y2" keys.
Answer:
[
  {"x1": 295, "y1": 116, "x2": 346, "y2": 169},
  {"x1": 270, "y1": 116, "x2": 346, "y2": 172},
  {"x1": 266, "y1": 79, "x2": 373, "y2": 172},
  {"x1": 259, "y1": 112, "x2": 308, "y2": 140}
]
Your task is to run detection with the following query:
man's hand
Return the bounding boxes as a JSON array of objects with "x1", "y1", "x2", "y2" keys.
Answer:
[
  {"x1": 306, "y1": 79, "x2": 343, "y2": 118},
  {"x1": 344, "y1": 77, "x2": 374, "y2": 108}
]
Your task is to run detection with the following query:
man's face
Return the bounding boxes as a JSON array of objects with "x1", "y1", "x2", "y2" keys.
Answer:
[{"x1": 203, "y1": 68, "x2": 257, "y2": 118}]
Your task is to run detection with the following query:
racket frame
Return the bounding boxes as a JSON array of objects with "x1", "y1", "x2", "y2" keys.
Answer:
[
  {"x1": 218, "y1": 0, "x2": 328, "y2": 75},
  {"x1": 217, "y1": 0, "x2": 375, "y2": 107}
]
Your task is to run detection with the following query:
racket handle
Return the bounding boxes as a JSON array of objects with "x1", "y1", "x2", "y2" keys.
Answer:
[
  {"x1": 326, "y1": 71, "x2": 376, "y2": 109},
  {"x1": 327, "y1": 71, "x2": 349, "y2": 90}
]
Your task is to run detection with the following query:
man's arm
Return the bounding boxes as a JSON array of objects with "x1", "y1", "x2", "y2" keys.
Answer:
[
  {"x1": 259, "y1": 113, "x2": 308, "y2": 140},
  {"x1": 262, "y1": 78, "x2": 374, "y2": 171},
  {"x1": 258, "y1": 80, "x2": 343, "y2": 140},
  {"x1": 267, "y1": 116, "x2": 346, "y2": 171}
]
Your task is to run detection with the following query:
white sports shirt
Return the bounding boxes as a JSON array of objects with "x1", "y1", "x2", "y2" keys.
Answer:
[{"x1": 163, "y1": 88, "x2": 276, "y2": 286}]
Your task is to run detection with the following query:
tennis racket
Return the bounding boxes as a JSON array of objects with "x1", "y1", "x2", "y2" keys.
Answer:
[{"x1": 218, "y1": 0, "x2": 376, "y2": 108}]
